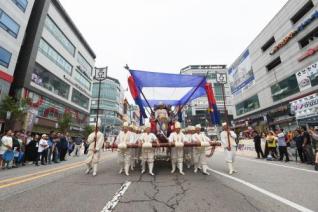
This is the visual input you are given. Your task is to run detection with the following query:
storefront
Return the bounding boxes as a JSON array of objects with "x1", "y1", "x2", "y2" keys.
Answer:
[{"x1": 290, "y1": 93, "x2": 318, "y2": 127}]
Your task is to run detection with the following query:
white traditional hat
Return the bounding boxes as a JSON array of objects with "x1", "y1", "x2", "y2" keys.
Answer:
[
  {"x1": 123, "y1": 122, "x2": 129, "y2": 127},
  {"x1": 41, "y1": 134, "x2": 47, "y2": 138},
  {"x1": 195, "y1": 124, "x2": 201, "y2": 129},
  {"x1": 144, "y1": 122, "x2": 151, "y2": 129},
  {"x1": 222, "y1": 122, "x2": 227, "y2": 127},
  {"x1": 175, "y1": 121, "x2": 181, "y2": 129},
  {"x1": 189, "y1": 126, "x2": 195, "y2": 131}
]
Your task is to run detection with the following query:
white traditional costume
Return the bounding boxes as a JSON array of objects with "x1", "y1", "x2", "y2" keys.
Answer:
[
  {"x1": 85, "y1": 123, "x2": 105, "y2": 176},
  {"x1": 192, "y1": 124, "x2": 210, "y2": 175},
  {"x1": 169, "y1": 121, "x2": 186, "y2": 175},
  {"x1": 183, "y1": 126, "x2": 194, "y2": 169},
  {"x1": 139, "y1": 123, "x2": 158, "y2": 176},
  {"x1": 116, "y1": 122, "x2": 133, "y2": 176},
  {"x1": 220, "y1": 122, "x2": 237, "y2": 175},
  {"x1": 129, "y1": 125, "x2": 138, "y2": 171}
]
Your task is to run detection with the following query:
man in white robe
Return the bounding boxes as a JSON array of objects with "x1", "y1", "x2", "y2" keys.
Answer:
[
  {"x1": 192, "y1": 124, "x2": 210, "y2": 175},
  {"x1": 169, "y1": 121, "x2": 186, "y2": 175}
]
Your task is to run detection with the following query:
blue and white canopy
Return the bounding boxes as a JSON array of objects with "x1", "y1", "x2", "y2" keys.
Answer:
[{"x1": 129, "y1": 69, "x2": 207, "y2": 107}]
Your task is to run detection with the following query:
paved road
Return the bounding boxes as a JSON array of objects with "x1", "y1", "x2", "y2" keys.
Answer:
[{"x1": 0, "y1": 151, "x2": 317, "y2": 212}]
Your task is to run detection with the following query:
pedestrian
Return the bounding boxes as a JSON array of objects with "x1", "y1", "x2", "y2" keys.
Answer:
[
  {"x1": 220, "y1": 123, "x2": 238, "y2": 175},
  {"x1": 47, "y1": 131, "x2": 54, "y2": 164},
  {"x1": 59, "y1": 133, "x2": 68, "y2": 161},
  {"x1": 139, "y1": 122, "x2": 159, "y2": 176},
  {"x1": 12, "y1": 131, "x2": 21, "y2": 168},
  {"x1": 308, "y1": 128, "x2": 318, "y2": 170},
  {"x1": 116, "y1": 122, "x2": 133, "y2": 176},
  {"x1": 66, "y1": 132, "x2": 73, "y2": 157},
  {"x1": 73, "y1": 136, "x2": 83, "y2": 156},
  {"x1": 253, "y1": 131, "x2": 264, "y2": 159},
  {"x1": 38, "y1": 134, "x2": 49, "y2": 165},
  {"x1": 169, "y1": 121, "x2": 186, "y2": 175},
  {"x1": 302, "y1": 127, "x2": 315, "y2": 165},
  {"x1": 26, "y1": 134, "x2": 39, "y2": 165},
  {"x1": 0, "y1": 130, "x2": 13, "y2": 169},
  {"x1": 266, "y1": 131, "x2": 277, "y2": 160},
  {"x1": 85, "y1": 123, "x2": 104, "y2": 176},
  {"x1": 293, "y1": 129, "x2": 305, "y2": 163},
  {"x1": 52, "y1": 133, "x2": 60, "y2": 163},
  {"x1": 276, "y1": 129, "x2": 289, "y2": 162}
]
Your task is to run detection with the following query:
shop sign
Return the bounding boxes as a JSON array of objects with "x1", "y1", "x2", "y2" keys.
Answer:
[
  {"x1": 295, "y1": 61, "x2": 318, "y2": 91},
  {"x1": 298, "y1": 44, "x2": 318, "y2": 62},
  {"x1": 270, "y1": 10, "x2": 318, "y2": 55},
  {"x1": 290, "y1": 93, "x2": 318, "y2": 118}
]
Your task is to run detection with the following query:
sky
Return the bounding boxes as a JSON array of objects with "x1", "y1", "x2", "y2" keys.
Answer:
[{"x1": 59, "y1": 0, "x2": 288, "y2": 101}]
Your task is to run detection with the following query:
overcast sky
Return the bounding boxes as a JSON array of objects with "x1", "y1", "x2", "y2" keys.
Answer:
[{"x1": 59, "y1": 0, "x2": 288, "y2": 100}]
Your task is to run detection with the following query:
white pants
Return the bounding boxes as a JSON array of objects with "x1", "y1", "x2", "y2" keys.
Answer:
[
  {"x1": 193, "y1": 147, "x2": 207, "y2": 166},
  {"x1": 171, "y1": 147, "x2": 183, "y2": 163},
  {"x1": 86, "y1": 150, "x2": 101, "y2": 166},
  {"x1": 74, "y1": 144, "x2": 82, "y2": 156},
  {"x1": 118, "y1": 149, "x2": 131, "y2": 168},
  {"x1": 142, "y1": 148, "x2": 155, "y2": 163},
  {"x1": 224, "y1": 148, "x2": 236, "y2": 163}
]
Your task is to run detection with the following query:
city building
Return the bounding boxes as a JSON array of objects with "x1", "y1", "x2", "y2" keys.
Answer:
[
  {"x1": 0, "y1": 0, "x2": 35, "y2": 132},
  {"x1": 10, "y1": 0, "x2": 96, "y2": 133},
  {"x1": 180, "y1": 65, "x2": 233, "y2": 127},
  {"x1": 229, "y1": 0, "x2": 318, "y2": 131},
  {"x1": 89, "y1": 77, "x2": 124, "y2": 135}
]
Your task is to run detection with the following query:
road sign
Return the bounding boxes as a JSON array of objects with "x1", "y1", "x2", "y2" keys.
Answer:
[
  {"x1": 95, "y1": 67, "x2": 108, "y2": 81},
  {"x1": 216, "y1": 73, "x2": 227, "y2": 84}
]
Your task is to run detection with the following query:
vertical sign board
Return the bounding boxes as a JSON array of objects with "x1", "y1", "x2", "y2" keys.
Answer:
[
  {"x1": 228, "y1": 49, "x2": 254, "y2": 95},
  {"x1": 296, "y1": 61, "x2": 318, "y2": 91}
]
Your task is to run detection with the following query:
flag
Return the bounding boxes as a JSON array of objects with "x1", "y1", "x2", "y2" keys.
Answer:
[{"x1": 204, "y1": 83, "x2": 220, "y2": 125}]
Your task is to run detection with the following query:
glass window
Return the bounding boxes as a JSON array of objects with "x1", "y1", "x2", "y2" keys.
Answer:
[
  {"x1": 261, "y1": 37, "x2": 275, "y2": 52},
  {"x1": 235, "y1": 95, "x2": 260, "y2": 116},
  {"x1": 0, "y1": 46, "x2": 12, "y2": 68},
  {"x1": 74, "y1": 69, "x2": 91, "y2": 90},
  {"x1": 31, "y1": 63, "x2": 70, "y2": 99},
  {"x1": 290, "y1": 0, "x2": 314, "y2": 24},
  {"x1": 92, "y1": 82, "x2": 119, "y2": 101},
  {"x1": 271, "y1": 74, "x2": 300, "y2": 102},
  {"x1": 298, "y1": 25, "x2": 318, "y2": 48},
  {"x1": 77, "y1": 52, "x2": 93, "y2": 76},
  {"x1": 44, "y1": 16, "x2": 75, "y2": 56},
  {"x1": 266, "y1": 57, "x2": 281, "y2": 71},
  {"x1": 38, "y1": 39, "x2": 73, "y2": 75},
  {"x1": 213, "y1": 83, "x2": 224, "y2": 101},
  {"x1": 0, "y1": 9, "x2": 20, "y2": 38},
  {"x1": 11, "y1": 0, "x2": 28, "y2": 12},
  {"x1": 72, "y1": 89, "x2": 89, "y2": 109}
]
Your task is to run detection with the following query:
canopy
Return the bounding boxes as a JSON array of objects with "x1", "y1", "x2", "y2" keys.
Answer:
[{"x1": 129, "y1": 69, "x2": 207, "y2": 107}]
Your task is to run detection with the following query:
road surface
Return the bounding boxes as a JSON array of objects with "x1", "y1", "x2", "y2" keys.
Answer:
[{"x1": 0, "y1": 151, "x2": 317, "y2": 212}]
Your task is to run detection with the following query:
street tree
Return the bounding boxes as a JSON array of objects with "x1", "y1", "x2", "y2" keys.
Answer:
[{"x1": 58, "y1": 113, "x2": 72, "y2": 134}]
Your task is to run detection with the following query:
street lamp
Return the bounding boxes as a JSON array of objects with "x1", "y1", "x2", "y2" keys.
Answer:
[{"x1": 94, "y1": 67, "x2": 108, "y2": 148}]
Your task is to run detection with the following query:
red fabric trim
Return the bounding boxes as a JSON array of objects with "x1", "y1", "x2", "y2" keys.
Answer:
[{"x1": 0, "y1": 70, "x2": 13, "y2": 83}]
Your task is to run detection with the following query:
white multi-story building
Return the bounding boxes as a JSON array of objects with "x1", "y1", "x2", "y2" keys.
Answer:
[
  {"x1": 12, "y1": 0, "x2": 96, "y2": 133},
  {"x1": 180, "y1": 65, "x2": 233, "y2": 126},
  {"x1": 0, "y1": 0, "x2": 35, "y2": 101},
  {"x1": 230, "y1": 0, "x2": 318, "y2": 130}
]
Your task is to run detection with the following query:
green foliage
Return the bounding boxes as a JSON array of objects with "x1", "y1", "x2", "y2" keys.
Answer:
[
  {"x1": 0, "y1": 96, "x2": 29, "y2": 121},
  {"x1": 83, "y1": 125, "x2": 94, "y2": 139},
  {"x1": 58, "y1": 113, "x2": 72, "y2": 133}
]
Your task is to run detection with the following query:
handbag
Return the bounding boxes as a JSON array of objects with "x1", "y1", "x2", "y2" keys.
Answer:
[{"x1": 3, "y1": 150, "x2": 14, "y2": 162}]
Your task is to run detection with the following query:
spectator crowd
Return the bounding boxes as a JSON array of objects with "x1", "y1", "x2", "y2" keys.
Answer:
[
  {"x1": 0, "y1": 129, "x2": 85, "y2": 170},
  {"x1": 248, "y1": 126, "x2": 318, "y2": 171}
]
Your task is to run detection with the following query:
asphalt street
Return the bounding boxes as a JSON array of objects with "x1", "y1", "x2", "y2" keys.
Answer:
[{"x1": 0, "y1": 151, "x2": 317, "y2": 212}]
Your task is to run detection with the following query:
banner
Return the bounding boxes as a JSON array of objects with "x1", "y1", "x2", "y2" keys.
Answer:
[
  {"x1": 296, "y1": 68, "x2": 311, "y2": 91},
  {"x1": 236, "y1": 139, "x2": 265, "y2": 158},
  {"x1": 228, "y1": 49, "x2": 254, "y2": 95}
]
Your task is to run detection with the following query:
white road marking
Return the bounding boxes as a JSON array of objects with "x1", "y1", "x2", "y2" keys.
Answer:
[
  {"x1": 101, "y1": 181, "x2": 131, "y2": 212},
  {"x1": 210, "y1": 169, "x2": 314, "y2": 212},
  {"x1": 237, "y1": 156, "x2": 318, "y2": 174}
]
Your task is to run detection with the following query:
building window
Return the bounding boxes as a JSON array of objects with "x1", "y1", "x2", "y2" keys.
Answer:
[
  {"x1": 0, "y1": 9, "x2": 20, "y2": 38},
  {"x1": 71, "y1": 89, "x2": 89, "y2": 109},
  {"x1": 44, "y1": 16, "x2": 75, "y2": 56},
  {"x1": 261, "y1": 37, "x2": 275, "y2": 52},
  {"x1": 290, "y1": 0, "x2": 314, "y2": 24},
  {"x1": 271, "y1": 74, "x2": 300, "y2": 102},
  {"x1": 11, "y1": 0, "x2": 28, "y2": 12},
  {"x1": 298, "y1": 25, "x2": 318, "y2": 48},
  {"x1": 213, "y1": 83, "x2": 224, "y2": 101},
  {"x1": 0, "y1": 46, "x2": 12, "y2": 68},
  {"x1": 266, "y1": 57, "x2": 281, "y2": 71},
  {"x1": 77, "y1": 52, "x2": 93, "y2": 76},
  {"x1": 38, "y1": 38, "x2": 73, "y2": 75},
  {"x1": 74, "y1": 69, "x2": 91, "y2": 91},
  {"x1": 31, "y1": 63, "x2": 70, "y2": 99},
  {"x1": 235, "y1": 95, "x2": 260, "y2": 116}
]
